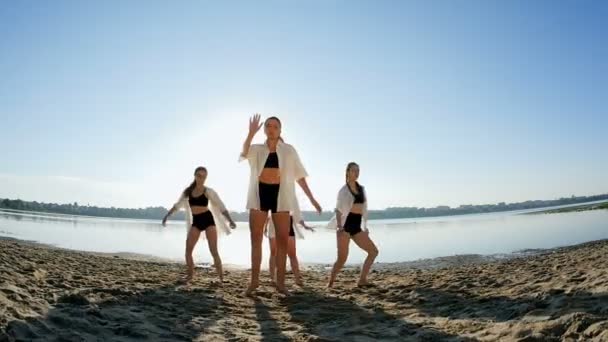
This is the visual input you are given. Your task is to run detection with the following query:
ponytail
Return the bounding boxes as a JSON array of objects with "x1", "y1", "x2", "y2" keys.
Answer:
[{"x1": 183, "y1": 180, "x2": 196, "y2": 197}]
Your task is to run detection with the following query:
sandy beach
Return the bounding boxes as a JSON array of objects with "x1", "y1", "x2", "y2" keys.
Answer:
[{"x1": 2, "y1": 237, "x2": 608, "y2": 341}]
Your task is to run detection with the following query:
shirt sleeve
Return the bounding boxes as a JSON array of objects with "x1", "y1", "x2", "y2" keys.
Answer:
[
  {"x1": 362, "y1": 186, "x2": 369, "y2": 221},
  {"x1": 239, "y1": 144, "x2": 258, "y2": 162},
  {"x1": 292, "y1": 146, "x2": 309, "y2": 180},
  {"x1": 207, "y1": 188, "x2": 227, "y2": 213},
  {"x1": 335, "y1": 187, "x2": 348, "y2": 214},
  {"x1": 173, "y1": 192, "x2": 188, "y2": 210}
]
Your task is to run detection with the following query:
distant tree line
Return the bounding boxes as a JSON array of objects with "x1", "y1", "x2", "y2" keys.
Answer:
[
  {"x1": 360, "y1": 194, "x2": 608, "y2": 221},
  {"x1": 0, "y1": 199, "x2": 186, "y2": 221},
  {"x1": 1, "y1": 194, "x2": 607, "y2": 222}
]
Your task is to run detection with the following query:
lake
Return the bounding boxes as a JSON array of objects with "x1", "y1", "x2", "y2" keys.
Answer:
[{"x1": 1, "y1": 204, "x2": 607, "y2": 267}]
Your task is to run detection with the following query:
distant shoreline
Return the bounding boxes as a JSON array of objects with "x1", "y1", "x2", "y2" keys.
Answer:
[
  {"x1": 2, "y1": 198, "x2": 608, "y2": 223},
  {"x1": 530, "y1": 201, "x2": 608, "y2": 215}
]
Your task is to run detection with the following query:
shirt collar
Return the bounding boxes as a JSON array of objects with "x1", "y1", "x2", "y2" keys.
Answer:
[{"x1": 264, "y1": 139, "x2": 284, "y2": 150}]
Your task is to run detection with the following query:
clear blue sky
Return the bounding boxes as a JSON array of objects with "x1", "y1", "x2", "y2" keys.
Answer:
[{"x1": 1, "y1": 1, "x2": 607, "y2": 211}]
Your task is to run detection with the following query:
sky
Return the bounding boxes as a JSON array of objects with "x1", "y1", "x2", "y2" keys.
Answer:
[{"x1": 1, "y1": 0, "x2": 607, "y2": 211}]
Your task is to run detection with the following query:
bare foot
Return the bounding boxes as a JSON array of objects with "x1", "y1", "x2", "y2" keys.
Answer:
[
  {"x1": 276, "y1": 286, "x2": 290, "y2": 296},
  {"x1": 177, "y1": 275, "x2": 193, "y2": 285},
  {"x1": 295, "y1": 279, "x2": 304, "y2": 287},
  {"x1": 357, "y1": 281, "x2": 374, "y2": 288},
  {"x1": 244, "y1": 282, "x2": 259, "y2": 297}
]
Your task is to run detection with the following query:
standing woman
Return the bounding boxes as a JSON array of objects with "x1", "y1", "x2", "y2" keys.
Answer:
[
  {"x1": 327, "y1": 162, "x2": 379, "y2": 288},
  {"x1": 162, "y1": 166, "x2": 237, "y2": 284},
  {"x1": 265, "y1": 214, "x2": 315, "y2": 286},
  {"x1": 240, "y1": 114, "x2": 322, "y2": 295}
]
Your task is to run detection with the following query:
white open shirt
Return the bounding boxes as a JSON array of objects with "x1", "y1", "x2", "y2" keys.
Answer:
[
  {"x1": 172, "y1": 187, "x2": 232, "y2": 238},
  {"x1": 327, "y1": 184, "x2": 369, "y2": 230},
  {"x1": 240, "y1": 140, "x2": 308, "y2": 226}
]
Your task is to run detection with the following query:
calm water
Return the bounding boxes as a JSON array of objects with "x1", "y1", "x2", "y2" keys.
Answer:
[{"x1": 1, "y1": 206, "x2": 607, "y2": 267}]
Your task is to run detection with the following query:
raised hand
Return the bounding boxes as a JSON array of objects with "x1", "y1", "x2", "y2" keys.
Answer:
[{"x1": 248, "y1": 113, "x2": 263, "y2": 136}]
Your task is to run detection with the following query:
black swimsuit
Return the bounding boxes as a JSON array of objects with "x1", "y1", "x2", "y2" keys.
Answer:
[
  {"x1": 189, "y1": 191, "x2": 209, "y2": 207},
  {"x1": 343, "y1": 213, "x2": 362, "y2": 236},
  {"x1": 264, "y1": 152, "x2": 279, "y2": 168},
  {"x1": 189, "y1": 191, "x2": 215, "y2": 231},
  {"x1": 344, "y1": 183, "x2": 365, "y2": 236},
  {"x1": 259, "y1": 152, "x2": 280, "y2": 213},
  {"x1": 351, "y1": 185, "x2": 365, "y2": 204}
]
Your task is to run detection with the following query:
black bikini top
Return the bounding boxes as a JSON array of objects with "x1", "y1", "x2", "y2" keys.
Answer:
[
  {"x1": 188, "y1": 190, "x2": 209, "y2": 207},
  {"x1": 264, "y1": 152, "x2": 279, "y2": 168},
  {"x1": 348, "y1": 183, "x2": 366, "y2": 204}
]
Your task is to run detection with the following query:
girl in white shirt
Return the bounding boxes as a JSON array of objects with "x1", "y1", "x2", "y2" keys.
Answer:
[
  {"x1": 327, "y1": 162, "x2": 379, "y2": 288},
  {"x1": 265, "y1": 214, "x2": 315, "y2": 286},
  {"x1": 162, "y1": 166, "x2": 236, "y2": 284},
  {"x1": 240, "y1": 114, "x2": 322, "y2": 295}
]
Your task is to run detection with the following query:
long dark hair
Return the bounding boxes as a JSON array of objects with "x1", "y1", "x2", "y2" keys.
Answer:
[
  {"x1": 265, "y1": 116, "x2": 284, "y2": 142},
  {"x1": 346, "y1": 162, "x2": 365, "y2": 201},
  {"x1": 183, "y1": 166, "x2": 207, "y2": 197}
]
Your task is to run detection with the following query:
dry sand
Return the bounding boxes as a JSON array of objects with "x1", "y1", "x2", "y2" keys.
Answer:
[{"x1": 2, "y1": 237, "x2": 608, "y2": 341}]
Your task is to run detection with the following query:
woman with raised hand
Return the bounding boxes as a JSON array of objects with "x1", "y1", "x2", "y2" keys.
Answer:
[{"x1": 240, "y1": 114, "x2": 322, "y2": 295}]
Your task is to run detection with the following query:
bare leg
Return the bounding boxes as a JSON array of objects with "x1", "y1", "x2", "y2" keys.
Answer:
[
  {"x1": 352, "y1": 231, "x2": 379, "y2": 286},
  {"x1": 327, "y1": 231, "x2": 350, "y2": 288},
  {"x1": 246, "y1": 209, "x2": 268, "y2": 296},
  {"x1": 205, "y1": 226, "x2": 223, "y2": 283},
  {"x1": 271, "y1": 212, "x2": 291, "y2": 294},
  {"x1": 184, "y1": 226, "x2": 202, "y2": 283},
  {"x1": 287, "y1": 237, "x2": 302, "y2": 286},
  {"x1": 268, "y1": 237, "x2": 277, "y2": 285}
]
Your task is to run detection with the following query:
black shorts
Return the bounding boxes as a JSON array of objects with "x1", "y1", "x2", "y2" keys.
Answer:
[
  {"x1": 343, "y1": 213, "x2": 362, "y2": 236},
  {"x1": 192, "y1": 211, "x2": 215, "y2": 231},
  {"x1": 259, "y1": 182, "x2": 280, "y2": 213}
]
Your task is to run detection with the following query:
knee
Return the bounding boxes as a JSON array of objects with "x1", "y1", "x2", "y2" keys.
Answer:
[
  {"x1": 251, "y1": 237, "x2": 264, "y2": 247},
  {"x1": 275, "y1": 235, "x2": 288, "y2": 246},
  {"x1": 335, "y1": 256, "x2": 347, "y2": 266},
  {"x1": 369, "y1": 246, "x2": 379, "y2": 258}
]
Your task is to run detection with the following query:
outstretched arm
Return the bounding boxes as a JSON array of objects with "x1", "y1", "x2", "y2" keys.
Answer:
[
  {"x1": 208, "y1": 189, "x2": 237, "y2": 229},
  {"x1": 222, "y1": 210, "x2": 236, "y2": 229},
  {"x1": 297, "y1": 178, "x2": 322, "y2": 214},
  {"x1": 299, "y1": 219, "x2": 315, "y2": 232},
  {"x1": 335, "y1": 209, "x2": 345, "y2": 232},
  {"x1": 162, "y1": 206, "x2": 178, "y2": 227},
  {"x1": 240, "y1": 113, "x2": 262, "y2": 160}
]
